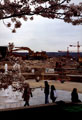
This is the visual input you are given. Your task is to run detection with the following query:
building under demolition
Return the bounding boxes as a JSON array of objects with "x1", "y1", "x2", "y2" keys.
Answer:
[{"x1": 0, "y1": 46, "x2": 8, "y2": 59}]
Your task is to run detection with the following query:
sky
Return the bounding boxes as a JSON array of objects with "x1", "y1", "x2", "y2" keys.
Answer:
[{"x1": 0, "y1": 0, "x2": 82, "y2": 52}]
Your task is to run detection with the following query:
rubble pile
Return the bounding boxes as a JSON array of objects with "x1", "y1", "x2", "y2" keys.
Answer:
[
  {"x1": 0, "y1": 55, "x2": 82, "y2": 91},
  {"x1": 0, "y1": 55, "x2": 81, "y2": 74}
]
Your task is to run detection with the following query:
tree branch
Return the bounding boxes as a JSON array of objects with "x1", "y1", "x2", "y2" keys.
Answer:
[{"x1": 0, "y1": 12, "x2": 34, "y2": 20}]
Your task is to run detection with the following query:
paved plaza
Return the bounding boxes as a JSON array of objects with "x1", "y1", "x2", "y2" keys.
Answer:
[{"x1": 0, "y1": 86, "x2": 82, "y2": 109}]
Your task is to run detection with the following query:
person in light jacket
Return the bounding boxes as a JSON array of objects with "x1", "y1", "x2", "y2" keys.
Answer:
[{"x1": 50, "y1": 85, "x2": 57, "y2": 103}]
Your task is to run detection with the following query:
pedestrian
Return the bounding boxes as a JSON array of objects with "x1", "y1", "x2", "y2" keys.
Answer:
[
  {"x1": 71, "y1": 88, "x2": 81, "y2": 103},
  {"x1": 50, "y1": 85, "x2": 57, "y2": 103},
  {"x1": 22, "y1": 83, "x2": 33, "y2": 106},
  {"x1": 44, "y1": 81, "x2": 49, "y2": 104}
]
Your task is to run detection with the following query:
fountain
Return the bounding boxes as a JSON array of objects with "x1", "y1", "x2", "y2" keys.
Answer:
[{"x1": 4, "y1": 63, "x2": 8, "y2": 74}]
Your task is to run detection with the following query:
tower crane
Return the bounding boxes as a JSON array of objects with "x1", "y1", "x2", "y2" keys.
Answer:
[
  {"x1": 58, "y1": 47, "x2": 69, "y2": 58},
  {"x1": 69, "y1": 41, "x2": 82, "y2": 59}
]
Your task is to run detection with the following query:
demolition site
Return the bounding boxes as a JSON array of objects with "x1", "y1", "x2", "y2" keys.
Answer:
[{"x1": 0, "y1": 42, "x2": 82, "y2": 112}]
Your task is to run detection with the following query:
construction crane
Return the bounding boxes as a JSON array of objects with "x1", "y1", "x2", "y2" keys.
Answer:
[
  {"x1": 58, "y1": 47, "x2": 69, "y2": 58},
  {"x1": 69, "y1": 41, "x2": 82, "y2": 59}
]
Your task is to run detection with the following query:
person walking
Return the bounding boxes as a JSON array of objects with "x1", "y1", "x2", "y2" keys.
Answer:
[
  {"x1": 50, "y1": 85, "x2": 57, "y2": 103},
  {"x1": 22, "y1": 83, "x2": 32, "y2": 106},
  {"x1": 44, "y1": 81, "x2": 49, "y2": 104}
]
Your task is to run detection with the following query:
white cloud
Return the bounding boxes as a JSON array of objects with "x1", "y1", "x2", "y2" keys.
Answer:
[{"x1": 0, "y1": 4, "x2": 82, "y2": 52}]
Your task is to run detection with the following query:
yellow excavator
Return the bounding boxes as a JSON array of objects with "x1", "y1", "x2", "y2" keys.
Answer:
[{"x1": 12, "y1": 47, "x2": 48, "y2": 60}]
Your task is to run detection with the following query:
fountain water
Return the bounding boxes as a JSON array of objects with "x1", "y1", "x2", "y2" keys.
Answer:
[{"x1": 4, "y1": 63, "x2": 8, "y2": 74}]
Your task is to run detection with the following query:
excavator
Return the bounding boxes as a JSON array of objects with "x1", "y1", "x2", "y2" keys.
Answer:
[{"x1": 11, "y1": 46, "x2": 48, "y2": 60}]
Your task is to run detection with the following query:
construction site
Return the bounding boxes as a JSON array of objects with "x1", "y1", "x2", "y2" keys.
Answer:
[
  {"x1": 0, "y1": 42, "x2": 82, "y2": 112},
  {"x1": 0, "y1": 42, "x2": 82, "y2": 82}
]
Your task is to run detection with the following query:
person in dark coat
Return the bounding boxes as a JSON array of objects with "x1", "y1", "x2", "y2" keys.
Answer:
[
  {"x1": 44, "y1": 81, "x2": 49, "y2": 104},
  {"x1": 71, "y1": 88, "x2": 81, "y2": 103},
  {"x1": 22, "y1": 83, "x2": 32, "y2": 106},
  {"x1": 50, "y1": 85, "x2": 57, "y2": 103}
]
